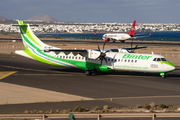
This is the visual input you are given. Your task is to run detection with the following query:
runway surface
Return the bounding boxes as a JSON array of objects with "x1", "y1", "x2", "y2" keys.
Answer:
[{"x1": 0, "y1": 53, "x2": 180, "y2": 113}]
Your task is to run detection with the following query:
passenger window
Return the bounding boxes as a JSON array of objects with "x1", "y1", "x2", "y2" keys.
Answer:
[
  {"x1": 60, "y1": 56, "x2": 62, "y2": 58},
  {"x1": 79, "y1": 57, "x2": 81, "y2": 59},
  {"x1": 115, "y1": 59, "x2": 117, "y2": 62},
  {"x1": 128, "y1": 59, "x2": 130, "y2": 62},
  {"x1": 108, "y1": 59, "x2": 110, "y2": 61},
  {"x1": 121, "y1": 59, "x2": 123, "y2": 62},
  {"x1": 125, "y1": 59, "x2": 127, "y2": 62},
  {"x1": 118, "y1": 59, "x2": 120, "y2": 62},
  {"x1": 153, "y1": 58, "x2": 157, "y2": 61},
  {"x1": 72, "y1": 56, "x2": 74, "y2": 59},
  {"x1": 63, "y1": 56, "x2": 65, "y2": 58},
  {"x1": 135, "y1": 60, "x2": 137, "y2": 63},
  {"x1": 131, "y1": 60, "x2": 133, "y2": 62},
  {"x1": 69, "y1": 56, "x2": 71, "y2": 59},
  {"x1": 157, "y1": 58, "x2": 161, "y2": 61},
  {"x1": 66, "y1": 56, "x2": 68, "y2": 59},
  {"x1": 75, "y1": 57, "x2": 77, "y2": 59}
]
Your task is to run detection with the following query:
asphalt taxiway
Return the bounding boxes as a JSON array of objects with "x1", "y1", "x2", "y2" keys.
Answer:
[
  {"x1": 0, "y1": 53, "x2": 180, "y2": 113},
  {"x1": 1, "y1": 37, "x2": 180, "y2": 47}
]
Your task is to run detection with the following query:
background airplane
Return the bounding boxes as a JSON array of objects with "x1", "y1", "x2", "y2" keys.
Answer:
[
  {"x1": 15, "y1": 21, "x2": 175, "y2": 78},
  {"x1": 95, "y1": 20, "x2": 151, "y2": 43}
]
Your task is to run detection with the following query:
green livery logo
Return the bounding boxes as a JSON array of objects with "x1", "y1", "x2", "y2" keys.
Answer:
[{"x1": 122, "y1": 54, "x2": 152, "y2": 60}]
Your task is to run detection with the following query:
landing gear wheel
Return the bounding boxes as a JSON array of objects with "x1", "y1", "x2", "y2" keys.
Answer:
[
  {"x1": 160, "y1": 73, "x2": 166, "y2": 78},
  {"x1": 121, "y1": 40, "x2": 125, "y2": 43},
  {"x1": 113, "y1": 40, "x2": 115, "y2": 43},
  {"x1": 161, "y1": 75, "x2": 166, "y2": 78},
  {"x1": 161, "y1": 75, "x2": 165, "y2": 78},
  {"x1": 85, "y1": 70, "x2": 92, "y2": 76}
]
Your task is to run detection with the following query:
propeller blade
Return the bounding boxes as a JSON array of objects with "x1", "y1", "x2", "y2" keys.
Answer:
[
  {"x1": 131, "y1": 40, "x2": 133, "y2": 48},
  {"x1": 132, "y1": 45, "x2": 138, "y2": 53},
  {"x1": 100, "y1": 59, "x2": 103, "y2": 65},
  {"x1": 98, "y1": 45, "x2": 101, "y2": 52},
  {"x1": 104, "y1": 57, "x2": 107, "y2": 63},
  {"x1": 105, "y1": 50, "x2": 110, "y2": 53},
  {"x1": 135, "y1": 45, "x2": 138, "y2": 48},
  {"x1": 102, "y1": 42, "x2": 106, "y2": 51},
  {"x1": 95, "y1": 57, "x2": 100, "y2": 60},
  {"x1": 96, "y1": 42, "x2": 108, "y2": 65},
  {"x1": 131, "y1": 40, "x2": 133, "y2": 52}
]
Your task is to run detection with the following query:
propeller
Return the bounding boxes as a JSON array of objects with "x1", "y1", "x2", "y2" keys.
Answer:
[
  {"x1": 131, "y1": 40, "x2": 133, "y2": 53},
  {"x1": 96, "y1": 42, "x2": 109, "y2": 65},
  {"x1": 130, "y1": 39, "x2": 138, "y2": 53},
  {"x1": 132, "y1": 45, "x2": 138, "y2": 53}
]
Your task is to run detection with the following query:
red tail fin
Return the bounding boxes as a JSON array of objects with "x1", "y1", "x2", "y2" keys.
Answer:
[
  {"x1": 149, "y1": 32, "x2": 152, "y2": 36},
  {"x1": 127, "y1": 20, "x2": 136, "y2": 37},
  {"x1": 94, "y1": 31, "x2": 96, "y2": 36}
]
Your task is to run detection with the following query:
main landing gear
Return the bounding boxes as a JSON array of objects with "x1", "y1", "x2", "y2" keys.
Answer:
[{"x1": 85, "y1": 70, "x2": 92, "y2": 76}]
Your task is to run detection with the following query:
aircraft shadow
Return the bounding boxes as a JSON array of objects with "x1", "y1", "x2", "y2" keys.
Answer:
[{"x1": 50, "y1": 68, "x2": 180, "y2": 78}]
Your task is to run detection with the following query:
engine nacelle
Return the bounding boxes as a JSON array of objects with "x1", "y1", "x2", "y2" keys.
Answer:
[
  {"x1": 88, "y1": 50, "x2": 101, "y2": 59},
  {"x1": 104, "y1": 38, "x2": 110, "y2": 42}
]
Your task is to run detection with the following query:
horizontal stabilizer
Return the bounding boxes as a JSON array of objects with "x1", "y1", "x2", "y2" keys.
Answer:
[
  {"x1": 12, "y1": 24, "x2": 38, "y2": 27},
  {"x1": 122, "y1": 46, "x2": 147, "y2": 50}
]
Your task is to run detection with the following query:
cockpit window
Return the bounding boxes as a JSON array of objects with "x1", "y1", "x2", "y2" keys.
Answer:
[
  {"x1": 153, "y1": 58, "x2": 167, "y2": 61},
  {"x1": 153, "y1": 58, "x2": 157, "y2": 61},
  {"x1": 157, "y1": 58, "x2": 161, "y2": 61},
  {"x1": 161, "y1": 58, "x2": 167, "y2": 61}
]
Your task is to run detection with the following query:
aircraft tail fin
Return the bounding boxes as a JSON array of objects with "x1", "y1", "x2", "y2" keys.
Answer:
[
  {"x1": 127, "y1": 20, "x2": 136, "y2": 37},
  {"x1": 16, "y1": 20, "x2": 50, "y2": 50}
]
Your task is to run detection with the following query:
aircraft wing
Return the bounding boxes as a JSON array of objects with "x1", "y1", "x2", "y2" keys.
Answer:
[
  {"x1": 131, "y1": 32, "x2": 152, "y2": 39},
  {"x1": 122, "y1": 46, "x2": 147, "y2": 50},
  {"x1": 46, "y1": 49, "x2": 88, "y2": 56}
]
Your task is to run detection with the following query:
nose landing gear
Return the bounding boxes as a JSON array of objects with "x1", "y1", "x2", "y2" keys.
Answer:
[{"x1": 160, "y1": 72, "x2": 166, "y2": 78}]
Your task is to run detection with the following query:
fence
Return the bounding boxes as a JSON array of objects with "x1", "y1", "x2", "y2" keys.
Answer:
[{"x1": 0, "y1": 113, "x2": 180, "y2": 120}]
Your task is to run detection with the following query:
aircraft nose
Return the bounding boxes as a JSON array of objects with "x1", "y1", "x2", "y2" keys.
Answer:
[
  {"x1": 168, "y1": 65, "x2": 176, "y2": 71},
  {"x1": 167, "y1": 63, "x2": 175, "y2": 71}
]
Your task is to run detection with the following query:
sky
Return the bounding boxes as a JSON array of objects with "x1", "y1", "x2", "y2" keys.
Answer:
[{"x1": 0, "y1": 0, "x2": 180, "y2": 23}]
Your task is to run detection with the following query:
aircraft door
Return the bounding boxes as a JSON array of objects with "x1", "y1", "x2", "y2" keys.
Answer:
[{"x1": 113, "y1": 55, "x2": 119, "y2": 70}]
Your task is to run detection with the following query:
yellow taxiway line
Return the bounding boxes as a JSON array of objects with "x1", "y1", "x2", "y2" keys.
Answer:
[{"x1": 0, "y1": 71, "x2": 17, "y2": 80}]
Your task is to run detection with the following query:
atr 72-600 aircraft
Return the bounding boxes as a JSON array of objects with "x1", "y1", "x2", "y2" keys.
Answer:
[
  {"x1": 15, "y1": 21, "x2": 175, "y2": 78},
  {"x1": 95, "y1": 20, "x2": 151, "y2": 43}
]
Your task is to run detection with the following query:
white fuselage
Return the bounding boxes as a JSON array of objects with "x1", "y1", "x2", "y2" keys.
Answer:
[
  {"x1": 42, "y1": 50, "x2": 175, "y2": 73},
  {"x1": 103, "y1": 33, "x2": 131, "y2": 41}
]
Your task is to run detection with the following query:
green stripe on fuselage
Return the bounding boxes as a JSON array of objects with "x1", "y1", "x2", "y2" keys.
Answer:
[
  {"x1": 24, "y1": 48, "x2": 112, "y2": 72},
  {"x1": 158, "y1": 61, "x2": 175, "y2": 67}
]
